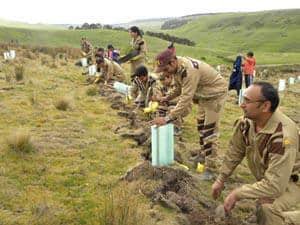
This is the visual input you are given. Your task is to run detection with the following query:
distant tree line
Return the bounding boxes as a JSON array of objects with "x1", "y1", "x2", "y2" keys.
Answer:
[
  {"x1": 161, "y1": 19, "x2": 189, "y2": 30},
  {"x1": 68, "y1": 23, "x2": 127, "y2": 31},
  {"x1": 146, "y1": 31, "x2": 195, "y2": 46},
  {"x1": 68, "y1": 23, "x2": 194, "y2": 47}
]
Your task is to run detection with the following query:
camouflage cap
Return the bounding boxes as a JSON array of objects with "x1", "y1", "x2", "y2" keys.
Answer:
[{"x1": 155, "y1": 49, "x2": 174, "y2": 73}]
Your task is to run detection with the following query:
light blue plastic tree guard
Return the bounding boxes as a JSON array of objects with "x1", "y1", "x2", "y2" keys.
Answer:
[
  {"x1": 238, "y1": 88, "x2": 244, "y2": 106},
  {"x1": 113, "y1": 81, "x2": 130, "y2": 95},
  {"x1": 151, "y1": 123, "x2": 174, "y2": 166}
]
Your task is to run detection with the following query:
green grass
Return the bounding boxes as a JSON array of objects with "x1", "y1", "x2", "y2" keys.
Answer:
[
  {"x1": 164, "y1": 9, "x2": 300, "y2": 64},
  {"x1": 1, "y1": 9, "x2": 300, "y2": 65},
  {"x1": 0, "y1": 58, "x2": 142, "y2": 224},
  {"x1": 165, "y1": 9, "x2": 300, "y2": 52},
  {"x1": 0, "y1": 11, "x2": 299, "y2": 223},
  {"x1": 0, "y1": 45, "x2": 299, "y2": 224}
]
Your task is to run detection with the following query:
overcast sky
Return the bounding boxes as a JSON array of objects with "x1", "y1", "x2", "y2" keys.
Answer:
[{"x1": 1, "y1": 0, "x2": 299, "y2": 24}]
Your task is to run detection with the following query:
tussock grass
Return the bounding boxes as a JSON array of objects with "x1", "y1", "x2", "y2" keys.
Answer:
[
  {"x1": 54, "y1": 96, "x2": 73, "y2": 111},
  {"x1": 40, "y1": 55, "x2": 51, "y2": 66},
  {"x1": 29, "y1": 91, "x2": 38, "y2": 105},
  {"x1": 6, "y1": 129, "x2": 35, "y2": 153},
  {"x1": 86, "y1": 86, "x2": 98, "y2": 96},
  {"x1": 23, "y1": 50, "x2": 37, "y2": 60},
  {"x1": 5, "y1": 73, "x2": 12, "y2": 83},
  {"x1": 99, "y1": 189, "x2": 152, "y2": 225}
]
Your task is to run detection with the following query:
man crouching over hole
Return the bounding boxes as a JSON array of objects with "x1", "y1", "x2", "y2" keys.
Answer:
[{"x1": 212, "y1": 81, "x2": 300, "y2": 225}]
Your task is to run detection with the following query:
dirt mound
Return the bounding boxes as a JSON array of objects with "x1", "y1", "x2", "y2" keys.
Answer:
[{"x1": 123, "y1": 162, "x2": 247, "y2": 225}]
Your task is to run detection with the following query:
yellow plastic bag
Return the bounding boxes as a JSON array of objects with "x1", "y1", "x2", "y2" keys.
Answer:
[
  {"x1": 143, "y1": 101, "x2": 159, "y2": 113},
  {"x1": 196, "y1": 163, "x2": 205, "y2": 173}
]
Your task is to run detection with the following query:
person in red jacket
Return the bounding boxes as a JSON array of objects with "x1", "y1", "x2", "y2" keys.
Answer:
[{"x1": 243, "y1": 51, "x2": 256, "y2": 88}]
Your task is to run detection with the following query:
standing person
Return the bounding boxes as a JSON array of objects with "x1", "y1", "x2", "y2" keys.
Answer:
[
  {"x1": 212, "y1": 82, "x2": 300, "y2": 225},
  {"x1": 243, "y1": 51, "x2": 256, "y2": 88},
  {"x1": 229, "y1": 54, "x2": 243, "y2": 103},
  {"x1": 80, "y1": 37, "x2": 93, "y2": 64},
  {"x1": 151, "y1": 49, "x2": 228, "y2": 180},
  {"x1": 128, "y1": 26, "x2": 147, "y2": 76}
]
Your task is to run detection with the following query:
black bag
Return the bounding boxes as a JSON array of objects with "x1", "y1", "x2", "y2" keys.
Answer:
[{"x1": 118, "y1": 49, "x2": 140, "y2": 64}]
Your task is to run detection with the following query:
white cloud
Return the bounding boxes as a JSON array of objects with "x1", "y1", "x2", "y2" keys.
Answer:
[{"x1": 1, "y1": 0, "x2": 299, "y2": 24}]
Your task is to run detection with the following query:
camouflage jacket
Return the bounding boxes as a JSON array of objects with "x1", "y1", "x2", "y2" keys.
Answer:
[
  {"x1": 217, "y1": 111, "x2": 300, "y2": 199},
  {"x1": 168, "y1": 56, "x2": 228, "y2": 120}
]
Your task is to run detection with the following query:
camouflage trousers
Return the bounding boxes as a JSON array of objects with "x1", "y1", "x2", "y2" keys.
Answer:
[
  {"x1": 196, "y1": 93, "x2": 227, "y2": 171},
  {"x1": 257, "y1": 181, "x2": 300, "y2": 225}
]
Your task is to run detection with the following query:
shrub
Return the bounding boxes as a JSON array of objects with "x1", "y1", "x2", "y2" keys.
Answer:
[{"x1": 7, "y1": 129, "x2": 35, "y2": 153}]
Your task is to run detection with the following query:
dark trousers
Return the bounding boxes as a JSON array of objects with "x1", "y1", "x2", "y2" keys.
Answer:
[{"x1": 244, "y1": 74, "x2": 253, "y2": 88}]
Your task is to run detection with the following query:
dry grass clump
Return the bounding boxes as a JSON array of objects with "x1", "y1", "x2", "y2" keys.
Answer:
[
  {"x1": 29, "y1": 91, "x2": 38, "y2": 105},
  {"x1": 5, "y1": 73, "x2": 12, "y2": 83},
  {"x1": 23, "y1": 50, "x2": 37, "y2": 60},
  {"x1": 6, "y1": 129, "x2": 35, "y2": 153},
  {"x1": 86, "y1": 86, "x2": 98, "y2": 96},
  {"x1": 54, "y1": 96, "x2": 73, "y2": 111},
  {"x1": 40, "y1": 55, "x2": 51, "y2": 66},
  {"x1": 99, "y1": 189, "x2": 153, "y2": 225}
]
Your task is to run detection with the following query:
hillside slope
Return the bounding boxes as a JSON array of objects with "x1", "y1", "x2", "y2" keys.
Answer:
[
  {"x1": 1, "y1": 9, "x2": 300, "y2": 65},
  {"x1": 164, "y1": 9, "x2": 300, "y2": 53}
]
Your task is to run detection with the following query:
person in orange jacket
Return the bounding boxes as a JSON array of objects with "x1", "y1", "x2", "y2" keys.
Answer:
[{"x1": 243, "y1": 51, "x2": 256, "y2": 88}]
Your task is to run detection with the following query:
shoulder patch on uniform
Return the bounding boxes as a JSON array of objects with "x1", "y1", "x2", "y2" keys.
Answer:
[
  {"x1": 268, "y1": 142, "x2": 285, "y2": 155},
  {"x1": 284, "y1": 138, "x2": 290, "y2": 146},
  {"x1": 267, "y1": 122, "x2": 285, "y2": 155},
  {"x1": 237, "y1": 118, "x2": 251, "y2": 146}
]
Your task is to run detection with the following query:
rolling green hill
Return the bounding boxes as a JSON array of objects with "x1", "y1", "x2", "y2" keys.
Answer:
[
  {"x1": 0, "y1": 26, "x2": 236, "y2": 65},
  {"x1": 164, "y1": 9, "x2": 300, "y2": 53},
  {"x1": 114, "y1": 18, "x2": 171, "y2": 31},
  {"x1": 0, "y1": 9, "x2": 300, "y2": 65}
]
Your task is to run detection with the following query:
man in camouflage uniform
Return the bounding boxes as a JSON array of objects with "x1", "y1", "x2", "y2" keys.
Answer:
[
  {"x1": 152, "y1": 72, "x2": 189, "y2": 133},
  {"x1": 212, "y1": 82, "x2": 300, "y2": 225},
  {"x1": 95, "y1": 56, "x2": 125, "y2": 83},
  {"x1": 152, "y1": 72, "x2": 178, "y2": 116},
  {"x1": 152, "y1": 49, "x2": 228, "y2": 180},
  {"x1": 130, "y1": 65, "x2": 156, "y2": 108}
]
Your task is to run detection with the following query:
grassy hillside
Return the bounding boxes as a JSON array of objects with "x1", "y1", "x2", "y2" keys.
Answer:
[
  {"x1": 164, "y1": 9, "x2": 300, "y2": 53},
  {"x1": 1, "y1": 9, "x2": 300, "y2": 65},
  {"x1": 114, "y1": 18, "x2": 170, "y2": 31},
  {"x1": 0, "y1": 44, "x2": 299, "y2": 225},
  {"x1": 1, "y1": 25, "x2": 299, "y2": 65},
  {"x1": 0, "y1": 26, "x2": 235, "y2": 65}
]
